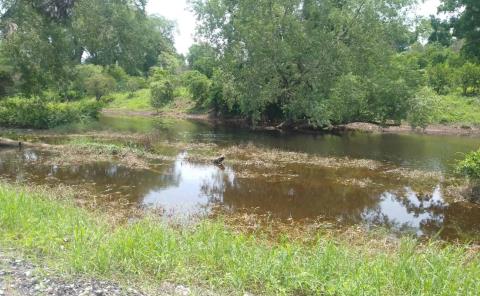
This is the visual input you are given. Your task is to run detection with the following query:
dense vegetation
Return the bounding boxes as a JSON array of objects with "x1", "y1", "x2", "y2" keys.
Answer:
[
  {"x1": 0, "y1": 0, "x2": 175, "y2": 127},
  {"x1": 1, "y1": 183, "x2": 479, "y2": 295},
  {"x1": 1, "y1": 0, "x2": 480, "y2": 128}
]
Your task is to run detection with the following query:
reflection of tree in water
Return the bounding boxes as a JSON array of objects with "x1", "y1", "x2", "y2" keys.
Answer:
[{"x1": 2, "y1": 148, "x2": 480, "y2": 240}]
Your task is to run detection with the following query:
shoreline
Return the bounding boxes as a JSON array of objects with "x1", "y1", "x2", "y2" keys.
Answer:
[{"x1": 102, "y1": 109, "x2": 480, "y2": 137}]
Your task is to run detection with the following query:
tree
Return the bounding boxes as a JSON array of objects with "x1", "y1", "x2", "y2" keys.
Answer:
[
  {"x1": 427, "y1": 63, "x2": 452, "y2": 94},
  {"x1": 191, "y1": 0, "x2": 418, "y2": 125},
  {"x1": 187, "y1": 43, "x2": 217, "y2": 78},
  {"x1": 428, "y1": 16, "x2": 453, "y2": 47},
  {"x1": 183, "y1": 70, "x2": 211, "y2": 106},
  {"x1": 457, "y1": 63, "x2": 480, "y2": 95},
  {"x1": 439, "y1": 0, "x2": 480, "y2": 60},
  {"x1": 150, "y1": 80, "x2": 174, "y2": 112},
  {"x1": 85, "y1": 73, "x2": 115, "y2": 101}
]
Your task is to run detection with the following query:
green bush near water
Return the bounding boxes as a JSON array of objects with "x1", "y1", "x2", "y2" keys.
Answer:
[
  {"x1": 0, "y1": 97, "x2": 104, "y2": 129},
  {"x1": 456, "y1": 150, "x2": 480, "y2": 180},
  {"x1": 0, "y1": 184, "x2": 478, "y2": 295}
]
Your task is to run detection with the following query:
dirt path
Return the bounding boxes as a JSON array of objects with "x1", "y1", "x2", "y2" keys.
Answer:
[{"x1": 0, "y1": 251, "x2": 212, "y2": 296}]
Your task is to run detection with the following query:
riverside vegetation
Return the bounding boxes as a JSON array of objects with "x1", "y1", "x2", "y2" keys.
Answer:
[
  {"x1": 0, "y1": 183, "x2": 479, "y2": 295},
  {"x1": 1, "y1": 0, "x2": 480, "y2": 295}
]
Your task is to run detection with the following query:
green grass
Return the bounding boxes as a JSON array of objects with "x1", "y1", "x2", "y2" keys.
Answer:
[
  {"x1": 432, "y1": 93, "x2": 480, "y2": 125},
  {"x1": 107, "y1": 89, "x2": 152, "y2": 111},
  {"x1": 106, "y1": 88, "x2": 198, "y2": 114},
  {"x1": 0, "y1": 183, "x2": 479, "y2": 295}
]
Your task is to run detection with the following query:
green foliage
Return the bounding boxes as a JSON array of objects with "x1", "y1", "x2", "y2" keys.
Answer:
[
  {"x1": 157, "y1": 52, "x2": 183, "y2": 75},
  {"x1": 439, "y1": 0, "x2": 480, "y2": 60},
  {"x1": 407, "y1": 87, "x2": 439, "y2": 129},
  {"x1": 456, "y1": 150, "x2": 480, "y2": 180},
  {"x1": 183, "y1": 70, "x2": 211, "y2": 106},
  {"x1": 191, "y1": 0, "x2": 420, "y2": 125},
  {"x1": 187, "y1": 43, "x2": 217, "y2": 78},
  {"x1": 125, "y1": 77, "x2": 146, "y2": 98},
  {"x1": 0, "y1": 97, "x2": 103, "y2": 129},
  {"x1": 84, "y1": 73, "x2": 116, "y2": 100},
  {"x1": 427, "y1": 63, "x2": 452, "y2": 94},
  {"x1": 0, "y1": 184, "x2": 480, "y2": 295},
  {"x1": 329, "y1": 74, "x2": 368, "y2": 124},
  {"x1": 456, "y1": 62, "x2": 480, "y2": 95},
  {"x1": 150, "y1": 80, "x2": 174, "y2": 112}
]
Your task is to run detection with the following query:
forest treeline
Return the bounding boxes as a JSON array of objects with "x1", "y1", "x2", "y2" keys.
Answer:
[{"x1": 0, "y1": 0, "x2": 479, "y2": 128}]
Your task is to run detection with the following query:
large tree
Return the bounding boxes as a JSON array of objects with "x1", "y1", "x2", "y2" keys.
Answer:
[
  {"x1": 190, "y1": 0, "x2": 417, "y2": 125},
  {"x1": 439, "y1": 0, "x2": 480, "y2": 60},
  {"x1": 0, "y1": 0, "x2": 176, "y2": 96}
]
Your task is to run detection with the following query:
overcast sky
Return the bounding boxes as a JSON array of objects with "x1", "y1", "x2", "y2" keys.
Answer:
[{"x1": 147, "y1": 0, "x2": 441, "y2": 55}]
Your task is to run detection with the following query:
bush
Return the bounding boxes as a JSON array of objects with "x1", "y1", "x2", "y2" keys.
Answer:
[
  {"x1": 456, "y1": 63, "x2": 480, "y2": 95},
  {"x1": 85, "y1": 73, "x2": 116, "y2": 100},
  {"x1": 150, "y1": 80, "x2": 174, "y2": 112},
  {"x1": 427, "y1": 63, "x2": 452, "y2": 95},
  {"x1": 456, "y1": 150, "x2": 480, "y2": 180},
  {"x1": 407, "y1": 87, "x2": 439, "y2": 129},
  {"x1": 125, "y1": 77, "x2": 145, "y2": 98},
  {"x1": 0, "y1": 97, "x2": 104, "y2": 129},
  {"x1": 183, "y1": 70, "x2": 211, "y2": 106}
]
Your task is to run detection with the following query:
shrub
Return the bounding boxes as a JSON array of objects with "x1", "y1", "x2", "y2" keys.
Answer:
[
  {"x1": 0, "y1": 97, "x2": 104, "y2": 129},
  {"x1": 125, "y1": 77, "x2": 145, "y2": 98},
  {"x1": 456, "y1": 63, "x2": 480, "y2": 95},
  {"x1": 427, "y1": 63, "x2": 452, "y2": 94},
  {"x1": 407, "y1": 87, "x2": 439, "y2": 129},
  {"x1": 85, "y1": 73, "x2": 116, "y2": 100},
  {"x1": 150, "y1": 80, "x2": 174, "y2": 112},
  {"x1": 456, "y1": 150, "x2": 480, "y2": 180},
  {"x1": 183, "y1": 70, "x2": 211, "y2": 106}
]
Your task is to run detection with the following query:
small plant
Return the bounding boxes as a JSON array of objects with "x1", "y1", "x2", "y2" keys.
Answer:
[
  {"x1": 150, "y1": 80, "x2": 174, "y2": 113},
  {"x1": 456, "y1": 150, "x2": 480, "y2": 180},
  {"x1": 407, "y1": 87, "x2": 439, "y2": 129}
]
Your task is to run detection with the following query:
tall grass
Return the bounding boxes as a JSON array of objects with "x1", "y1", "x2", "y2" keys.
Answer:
[{"x1": 0, "y1": 183, "x2": 479, "y2": 295}]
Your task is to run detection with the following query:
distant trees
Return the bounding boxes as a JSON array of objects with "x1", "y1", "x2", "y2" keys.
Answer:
[{"x1": 0, "y1": 0, "x2": 176, "y2": 98}]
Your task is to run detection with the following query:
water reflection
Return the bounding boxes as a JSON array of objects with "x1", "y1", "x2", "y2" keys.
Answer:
[
  {"x1": 1, "y1": 148, "x2": 480, "y2": 240},
  {"x1": 142, "y1": 152, "x2": 235, "y2": 217}
]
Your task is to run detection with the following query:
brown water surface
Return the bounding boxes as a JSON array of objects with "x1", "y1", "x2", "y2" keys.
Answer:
[{"x1": 1, "y1": 115, "x2": 480, "y2": 240}]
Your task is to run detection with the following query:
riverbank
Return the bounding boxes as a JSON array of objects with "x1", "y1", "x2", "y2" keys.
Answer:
[
  {"x1": 104, "y1": 92, "x2": 480, "y2": 136},
  {"x1": 0, "y1": 183, "x2": 479, "y2": 295}
]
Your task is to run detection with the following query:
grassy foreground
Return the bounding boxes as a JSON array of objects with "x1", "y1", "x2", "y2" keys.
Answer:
[{"x1": 0, "y1": 184, "x2": 479, "y2": 295}]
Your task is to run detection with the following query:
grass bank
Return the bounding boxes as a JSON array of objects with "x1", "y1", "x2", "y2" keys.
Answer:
[
  {"x1": 432, "y1": 93, "x2": 480, "y2": 125},
  {"x1": 0, "y1": 183, "x2": 479, "y2": 295},
  {"x1": 106, "y1": 88, "x2": 199, "y2": 117}
]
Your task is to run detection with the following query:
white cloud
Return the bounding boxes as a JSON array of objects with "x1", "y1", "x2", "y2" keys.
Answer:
[{"x1": 146, "y1": 0, "x2": 196, "y2": 55}]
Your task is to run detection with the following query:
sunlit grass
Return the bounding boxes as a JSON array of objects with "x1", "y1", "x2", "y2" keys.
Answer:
[
  {"x1": 107, "y1": 89, "x2": 152, "y2": 110},
  {"x1": 0, "y1": 183, "x2": 479, "y2": 295},
  {"x1": 106, "y1": 88, "x2": 197, "y2": 114},
  {"x1": 432, "y1": 93, "x2": 480, "y2": 125}
]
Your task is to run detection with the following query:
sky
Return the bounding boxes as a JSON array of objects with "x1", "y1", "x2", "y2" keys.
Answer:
[{"x1": 147, "y1": 0, "x2": 442, "y2": 55}]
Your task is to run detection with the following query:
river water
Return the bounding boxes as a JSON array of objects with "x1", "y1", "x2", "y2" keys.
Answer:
[{"x1": 1, "y1": 115, "x2": 480, "y2": 240}]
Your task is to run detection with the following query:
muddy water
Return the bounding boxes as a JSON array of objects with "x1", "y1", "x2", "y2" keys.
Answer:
[{"x1": 1, "y1": 115, "x2": 480, "y2": 240}]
